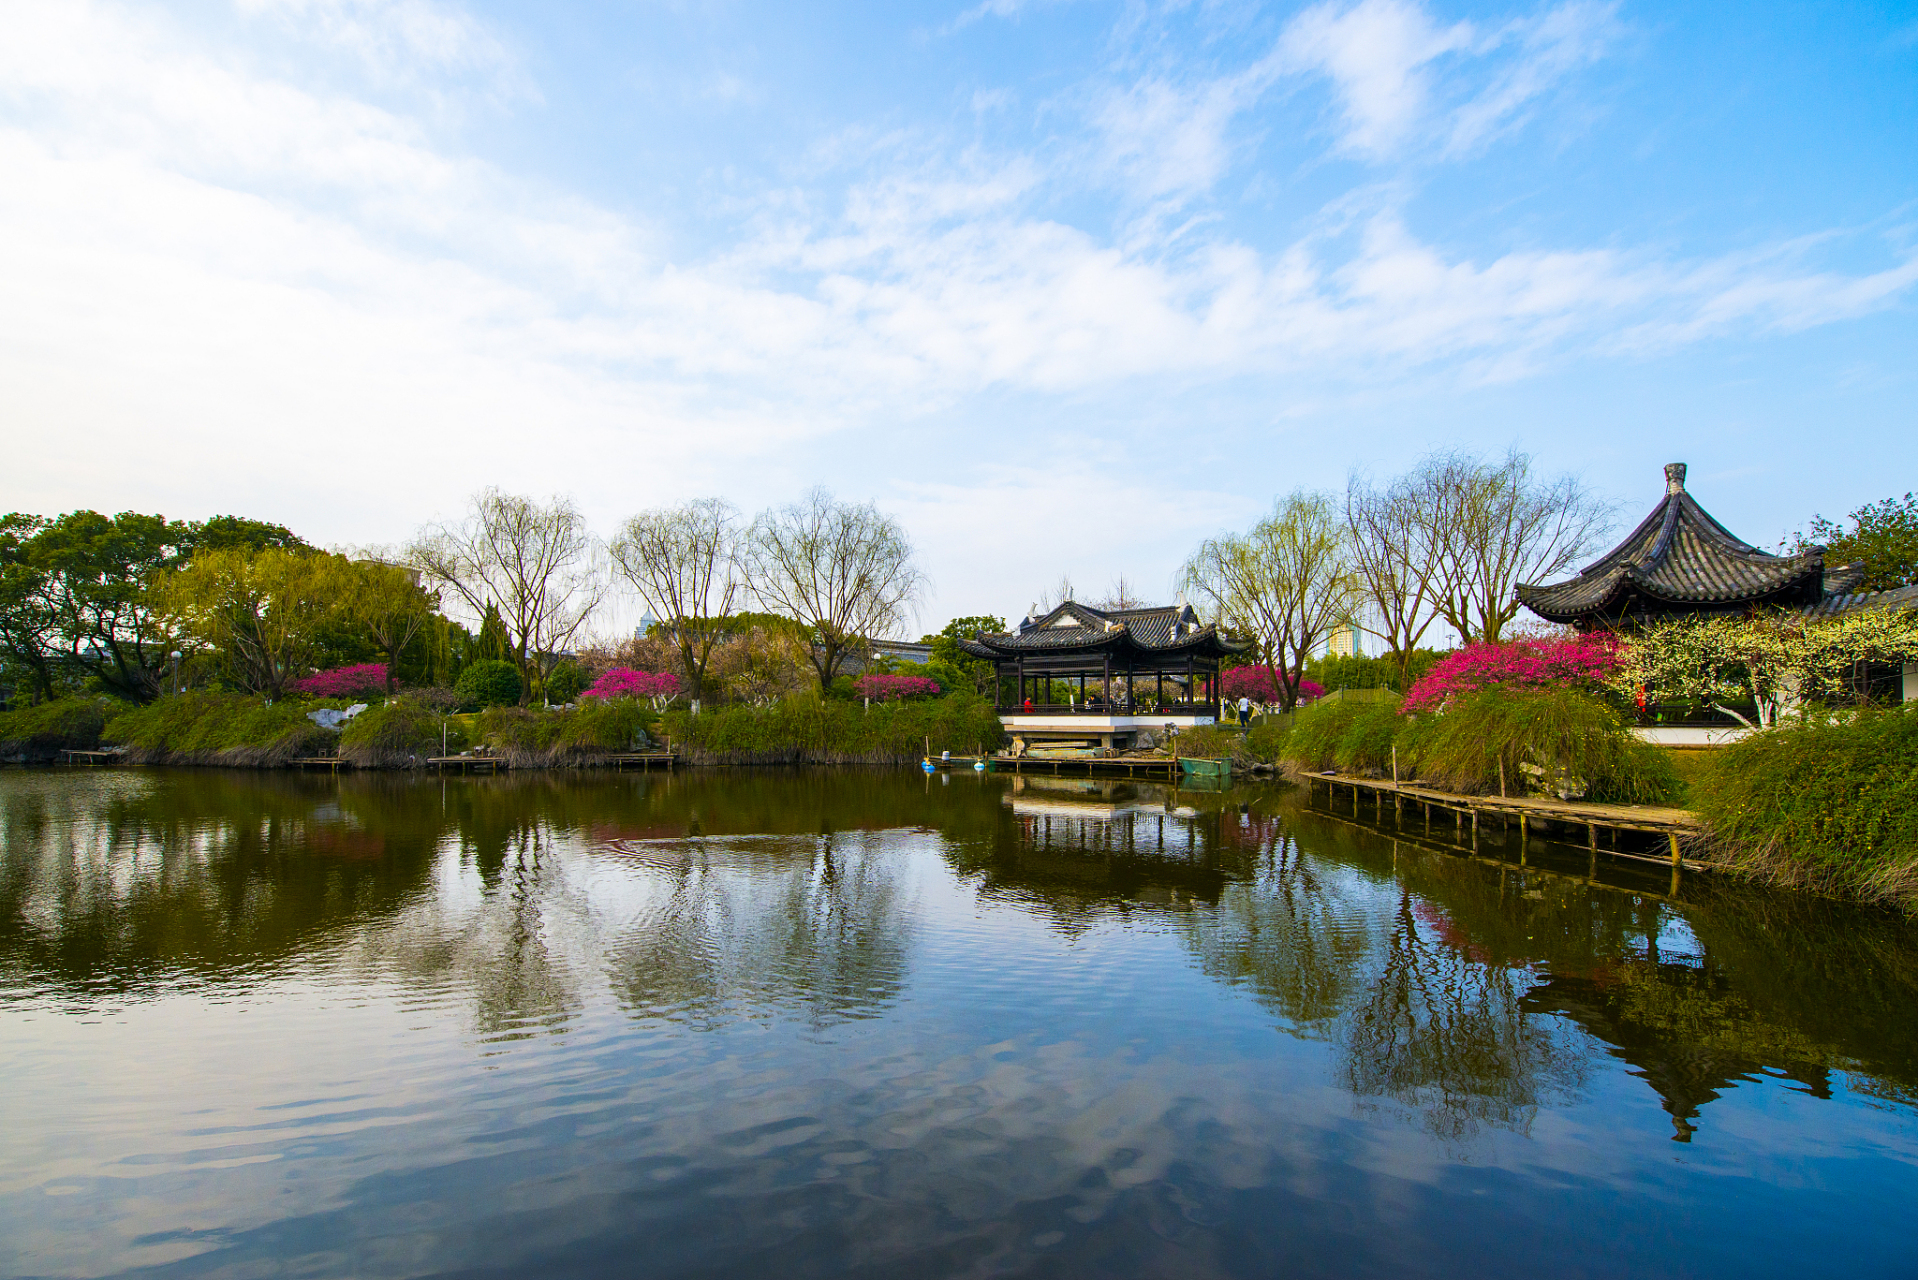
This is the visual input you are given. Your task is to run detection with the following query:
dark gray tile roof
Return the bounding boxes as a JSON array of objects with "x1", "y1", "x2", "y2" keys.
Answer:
[
  {"x1": 959, "y1": 600, "x2": 1246, "y2": 658},
  {"x1": 1518, "y1": 466, "x2": 1826, "y2": 622},
  {"x1": 1804, "y1": 583, "x2": 1918, "y2": 619}
]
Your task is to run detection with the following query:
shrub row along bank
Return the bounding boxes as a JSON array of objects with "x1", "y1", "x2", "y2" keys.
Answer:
[
  {"x1": 660, "y1": 695, "x2": 1004, "y2": 765},
  {"x1": 1280, "y1": 687, "x2": 1678, "y2": 805},
  {"x1": 1691, "y1": 704, "x2": 1918, "y2": 910},
  {"x1": 0, "y1": 696, "x2": 115, "y2": 763},
  {"x1": 103, "y1": 692, "x2": 337, "y2": 767}
]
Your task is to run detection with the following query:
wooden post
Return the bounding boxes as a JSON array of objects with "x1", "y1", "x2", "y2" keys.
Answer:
[
  {"x1": 1498, "y1": 756, "x2": 1506, "y2": 799},
  {"x1": 1668, "y1": 832, "x2": 1682, "y2": 868},
  {"x1": 1518, "y1": 814, "x2": 1527, "y2": 865}
]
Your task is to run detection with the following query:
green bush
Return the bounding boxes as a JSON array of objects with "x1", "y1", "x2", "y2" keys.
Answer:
[
  {"x1": 544, "y1": 660, "x2": 589, "y2": 703},
  {"x1": 0, "y1": 696, "x2": 115, "y2": 758},
  {"x1": 455, "y1": 659, "x2": 522, "y2": 709},
  {"x1": 662, "y1": 691, "x2": 1004, "y2": 764},
  {"x1": 104, "y1": 692, "x2": 334, "y2": 764},
  {"x1": 1282, "y1": 699, "x2": 1375, "y2": 772},
  {"x1": 1404, "y1": 686, "x2": 1677, "y2": 804},
  {"x1": 1334, "y1": 701, "x2": 1404, "y2": 776},
  {"x1": 1692, "y1": 705, "x2": 1918, "y2": 907},
  {"x1": 339, "y1": 698, "x2": 467, "y2": 765},
  {"x1": 474, "y1": 697, "x2": 656, "y2": 764}
]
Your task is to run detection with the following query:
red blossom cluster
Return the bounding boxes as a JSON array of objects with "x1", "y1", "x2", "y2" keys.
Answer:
[
  {"x1": 583, "y1": 668, "x2": 680, "y2": 701},
  {"x1": 1400, "y1": 634, "x2": 1620, "y2": 714},
  {"x1": 853, "y1": 674, "x2": 942, "y2": 702},
  {"x1": 289, "y1": 663, "x2": 389, "y2": 698},
  {"x1": 1222, "y1": 666, "x2": 1325, "y2": 704}
]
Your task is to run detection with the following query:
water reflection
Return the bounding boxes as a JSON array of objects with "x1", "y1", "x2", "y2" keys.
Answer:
[{"x1": 2, "y1": 767, "x2": 1916, "y2": 1278}]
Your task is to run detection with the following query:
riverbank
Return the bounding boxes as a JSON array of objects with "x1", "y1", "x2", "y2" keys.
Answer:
[{"x1": 0, "y1": 690, "x2": 1008, "y2": 771}]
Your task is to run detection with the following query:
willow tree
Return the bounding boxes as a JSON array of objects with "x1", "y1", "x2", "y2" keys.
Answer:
[
  {"x1": 409, "y1": 491, "x2": 605, "y2": 704},
  {"x1": 609, "y1": 498, "x2": 741, "y2": 699},
  {"x1": 1180, "y1": 491, "x2": 1357, "y2": 711},
  {"x1": 1346, "y1": 471, "x2": 1453, "y2": 693},
  {"x1": 343, "y1": 557, "x2": 439, "y2": 692},
  {"x1": 743, "y1": 489, "x2": 924, "y2": 692},
  {"x1": 150, "y1": 547, "x2": 346, "y2": 697}
]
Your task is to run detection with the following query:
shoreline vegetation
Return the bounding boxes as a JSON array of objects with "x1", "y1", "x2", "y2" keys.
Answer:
[{"x1": 7, "y1": 687, "x2": 1918, "y2": 912}]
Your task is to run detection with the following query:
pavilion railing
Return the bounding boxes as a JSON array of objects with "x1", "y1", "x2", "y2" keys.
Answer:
[{"x1": 995, "y1": 701, "x2": 1222, "y2": 717}]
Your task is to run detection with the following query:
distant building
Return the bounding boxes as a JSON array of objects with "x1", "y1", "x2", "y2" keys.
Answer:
[{"x1": 1324, "y1": 622, "x2": 1361, "y2": 658}]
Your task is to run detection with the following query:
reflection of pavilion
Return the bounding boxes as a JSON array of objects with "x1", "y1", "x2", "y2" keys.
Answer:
[{"x1": 1523, "y1": 964, "x2": 1833, "y2": 1143}]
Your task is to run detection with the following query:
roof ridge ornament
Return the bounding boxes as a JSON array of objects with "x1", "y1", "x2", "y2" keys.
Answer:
[{"x1": 1665, "y1": 462, "x2": 1687, "y2": 495}]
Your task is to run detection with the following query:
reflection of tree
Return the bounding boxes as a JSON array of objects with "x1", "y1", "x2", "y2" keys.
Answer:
[
  {"x1": 1340, "y1": 890, "x2": 1586, "y2": 1146},
  {"x1": 1182, "y1": 829, "x2": 1377, "y2": 1030},
  {"x1": 602, "y1": 834, "x2": 911, "y2": 1029}
]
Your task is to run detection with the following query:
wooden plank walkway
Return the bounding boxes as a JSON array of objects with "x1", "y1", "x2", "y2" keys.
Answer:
[
  {"x1": 988, "y1": 753, "x2": 1184, "y2": 779},
  {"x1": 60, "y1": 749, "x2": 125, "y2": 766},
  {"x1": 1305, "y1": 771, "x2": 1704, "y2": 869},
  {"x1": 429, "y1": 755, "x2": 503, "y2": 773},
  {"x1": 594, "y1": 751, "x2": 676, "y2": 770},
  {"x1": 293, "y1": 757, "x2": 350, "y2": 772}
]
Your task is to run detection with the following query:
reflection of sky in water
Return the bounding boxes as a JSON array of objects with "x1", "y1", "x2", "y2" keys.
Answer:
[{"x1": 1, "y1": 769, "x2": 1915, "y2": 1279}]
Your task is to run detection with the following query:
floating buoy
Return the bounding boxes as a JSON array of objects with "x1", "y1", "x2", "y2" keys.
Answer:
[
  {"x1": 973, "y1": 760, "x2": 987, "y2": 772},
  {"x1": 922, "y1": 759, "x2": 936, "y2": 773}
]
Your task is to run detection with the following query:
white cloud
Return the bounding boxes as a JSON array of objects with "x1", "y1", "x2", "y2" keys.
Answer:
[
  {"x1": 1, "y1": 0, "x2": 1911, "y2": 617},
  {"x1": 1276, "y1": 0, "x2": 1616, "y2": 159}
]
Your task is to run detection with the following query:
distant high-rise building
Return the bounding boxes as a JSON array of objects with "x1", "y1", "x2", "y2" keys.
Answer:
[{"x1": 1325, "y1": 622, "x2": 1360, "y2": 658}]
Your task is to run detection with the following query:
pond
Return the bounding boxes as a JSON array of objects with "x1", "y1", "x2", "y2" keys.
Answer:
[{"x1": 1, "y1": 766, "x2": 1914, "y2": 1278}]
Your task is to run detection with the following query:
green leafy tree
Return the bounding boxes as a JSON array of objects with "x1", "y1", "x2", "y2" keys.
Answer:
[
  {"x1": 0, "y1": 515, "x2": 59, "y2": 703},
  {"x1": 344, "y1": 560, "x2": 438, "y2": 692},
  {"x1": 1795, "y1": 492, "x2": 1918, "y2": 592},
  {"x1": 151, "y1": 548, "x2": 349, "y2": 698},
  {"x1": 455, "y1": 659, "x2": 523, "y2": 709},
  {"x1": 923, "y1": 615, "x2": 1004, "y2": 697}
]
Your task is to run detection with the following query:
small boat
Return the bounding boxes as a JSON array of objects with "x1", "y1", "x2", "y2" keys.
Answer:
[{"x1": 1178, "y1": 756, "x2": 1231, "y2": 779}]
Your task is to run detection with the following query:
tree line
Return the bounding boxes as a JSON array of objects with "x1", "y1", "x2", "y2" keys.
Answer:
[{"x1": 0, "y1": 487, "x2": 924, "y2": 709}]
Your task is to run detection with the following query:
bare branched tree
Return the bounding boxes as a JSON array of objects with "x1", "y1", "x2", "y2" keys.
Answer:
[
  {"x1": 409, "y1": 490, "x2": 605, "y2": 704},
  {"x1": 1346, "y1": 472, "x2": 1454, "y2": 692},
  {"x1": 1181, "y1": 491, "x2": 1358, "y2": 710},
  {"x1": 1094, "y1": 576, "x2": 1146, "y2": 610},
  {"x1": 743, "y1": 489, "x2": 924, "y2": 692},
  {"x1": 1414, "y1": 451, "x2": 1612, "y2": 645},
  {"x1": 1034, "y1": 575, "x2": 1076, "y2": 615},
  {"x1": 610, "y1": 499, "x2": 741, "y2": 699}
]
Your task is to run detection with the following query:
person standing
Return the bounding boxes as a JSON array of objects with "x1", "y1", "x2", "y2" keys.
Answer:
[{"x1": 1237, "y1": 695, "x2": 1251, "y2": 727}]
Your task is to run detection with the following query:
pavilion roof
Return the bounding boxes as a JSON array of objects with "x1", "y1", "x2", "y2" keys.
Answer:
[
  {"x1": 1517, "y1": 463, "x2": 1830, "y2": 624},
  {"x1": 958, "y1": 600, "x2": 1246, "y2": 661}
]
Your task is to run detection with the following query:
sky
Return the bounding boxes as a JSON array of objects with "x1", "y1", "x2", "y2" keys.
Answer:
[{"x1": 4, "y1": 0, "x2": 1916, "y2": 632}]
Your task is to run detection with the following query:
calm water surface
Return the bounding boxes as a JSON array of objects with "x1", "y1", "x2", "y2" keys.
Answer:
[{"x1": 2, "y1": 767, "x2": 1915, "y2": 1279}]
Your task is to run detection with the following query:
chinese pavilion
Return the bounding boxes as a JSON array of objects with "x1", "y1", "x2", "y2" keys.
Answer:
[
  {"x1": 959, "y1": 600, "x2": 1248, "y2": 749},
  {"x1": 1517, "y1": 463, "x2": 1865, "y2": 629}
]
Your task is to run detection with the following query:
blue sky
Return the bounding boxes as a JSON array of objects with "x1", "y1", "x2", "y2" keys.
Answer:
[{"x1": 4, "y1": 0, "x2": 1915, "y2": 628}]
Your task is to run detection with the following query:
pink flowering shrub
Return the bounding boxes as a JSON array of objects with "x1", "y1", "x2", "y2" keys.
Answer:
[
  {"x1": 854, "y1": 675, "x2": 942, "y2": 702},
  {"x1": 1223, "y1": 666, "x2": 1325, "y2": 705},
  {"x1": 290, "y1": 664, "x2": 389, "y2": 699},
  {"x1": 1401, "y1": 634, "x2": 1620, "y2": 714},
  {"x1": 583, "y1": 668, "x2": 681, "y2": 705}
]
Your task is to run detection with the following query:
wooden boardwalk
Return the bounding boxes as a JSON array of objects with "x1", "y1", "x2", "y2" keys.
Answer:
[
  {"x1": 1305, "y1": 771, "x2": 1706, "y2": 870},
  {"x1": 293, "y1": 757, "x2": 350, "y2": 772},
  {"x1": 429, "y1": 755, "x2": 502, "y2": 773},
  {"x1": 59, "y1": 749, "x2": 125, "y2": 766},
  {"x1": 988, "y1": 753, "x2": 1183, "y2": 780}
]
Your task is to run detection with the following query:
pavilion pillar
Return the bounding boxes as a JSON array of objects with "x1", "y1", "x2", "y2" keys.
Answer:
[{"x1": 1186, "y1": 654, "x2": 1194, "y2": 711}]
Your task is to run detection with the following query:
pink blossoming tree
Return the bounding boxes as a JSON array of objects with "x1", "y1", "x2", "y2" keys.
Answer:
[
  {"x1": 583, "y1": 667, "x2": 681, "y2": 711},
  {"x1": 290, "y1": 664, "x2": 390, "y2": 699},
  {"x1": 853, "y1": 674, "x2": 941, "y2": 702},
  {"x1": 1400, "y1": 634, "x2": 1620, "y2": 714},
  {"x1": 1224, "y1": 666, "x2": 1324, "y2": 706}
]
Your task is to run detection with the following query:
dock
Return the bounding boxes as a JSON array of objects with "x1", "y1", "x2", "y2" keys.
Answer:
[
  {"x1": 59, "y1": 748, "x2": 125, "y2": 766},
  {"x1": 1304, "y1": 771, "x2": 1706, "y2": 870},
  {"x1": 293, "y1": 757, "x2": 350, "y2": 772},
  {"x1": 983, "y1": 753, "x2": 1191, "y2": 780},
  {"x1": 593, "y1": 751, "x2": 677, "y2": 770},
  {"x1": 429, "y1": 755, "x2": 503, "y2": 773}
]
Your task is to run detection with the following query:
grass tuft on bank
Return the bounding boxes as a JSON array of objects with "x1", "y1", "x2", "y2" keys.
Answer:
[
  {"x1": 104, "y1": 692, "x2": 336, "y2": 765},
  {"x1": 1692, "y1": 704, "x2": 1918, "y2": 909},
  {"x1": 0, "y1": 696, "x2": 117, "y2": 761},
  {"x1": 661, "y1": 693, "x2": 1004, "y2": 765}
]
